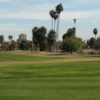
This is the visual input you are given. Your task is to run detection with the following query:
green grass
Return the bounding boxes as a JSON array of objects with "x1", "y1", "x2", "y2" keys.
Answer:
[
  {"x1": 0, "y1": 51, "x2": 100, "y2": 100},
  {"x1": 0, "y1": 52, "x2": 63, "y2": 61}
]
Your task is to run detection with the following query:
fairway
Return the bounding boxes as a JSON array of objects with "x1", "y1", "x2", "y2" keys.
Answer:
[{"x1": 0, "y1": 51, "x2": 100, "y2": 100}]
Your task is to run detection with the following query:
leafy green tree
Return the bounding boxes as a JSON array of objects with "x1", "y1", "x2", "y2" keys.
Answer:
[
  {"x1": 38, "y1": 26, "x2": 47, "y2": 51},
  {"x1": 47, "y1": 30, "x2": 56, "y2": 52},
  {"x1": 32, "y1": 26, "x2": 47, "y2": 51},
  {"x1": 63, "y1": 28, "x2": 76, "y2": 39},
  {"x1": 0, "y1": 35, "x2": 4, "y2": 44},
  {"x1": 9, "y1": 40, "x2": 17, "y2": 50},
  {"x1": 94, "y1": 38, "x2": 100, "y2": 50},
  {"x1": 17, "y1": 39, "x2": 21, "y2": 50},
  {"x1": 0, "y1": 35, "x2": 4, "y2": 50},
  {"x1": 61, "y1": 37, "x2": 82, "y2": 53},
  {"x1": 19, "y1": 39, "x2": 30, "y2": 50},
  {"x1": 32, "y1": 27, "x2": 38, "y2": 51},
  {"x1": 40, "y1": 39, "x2": 47, "y2": 51},
  {"x1": 29, "y1": 41, "x2": 34, "y2": 51},
  {"x1": 2, "y1": 41, "x2": 9, "y2": 50}
]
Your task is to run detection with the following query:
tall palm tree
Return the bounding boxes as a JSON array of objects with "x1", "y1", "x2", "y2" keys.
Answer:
[
  {"x1": 8, "y1": 35, "x2": 13, "y2": 50},
  {"x1": 56, "y1": 3, "x2": 63, "y2": 52},
  {"x1": 53, "y1": 11, "x2": 58, "y2": 31},
  {"x1": 93, "y1": 28, "x2": 98, "y2": 39},
  {"x1": 49, "y1": 10, "x2": 55, "y2": 30},
  {"x1": 73, "y1": 19, "x2": 77, "y2": 27}
]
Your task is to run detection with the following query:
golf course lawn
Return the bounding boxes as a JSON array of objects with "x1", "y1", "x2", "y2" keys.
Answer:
[{"x1": 0, "y1": 51, "x2": 100, "y2": 100}]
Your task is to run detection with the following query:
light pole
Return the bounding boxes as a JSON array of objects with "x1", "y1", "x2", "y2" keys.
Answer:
[{"x1": 73, "y1": 19, "x2": 77, "y2": 27}]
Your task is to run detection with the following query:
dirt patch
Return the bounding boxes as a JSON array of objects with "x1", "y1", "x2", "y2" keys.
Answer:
[{"x1": 0, "y1": 57, "x2": 100, "y2": 67}]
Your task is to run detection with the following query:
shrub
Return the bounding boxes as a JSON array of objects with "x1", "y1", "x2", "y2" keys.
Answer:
[{"x1": 61, "y1": 36, "x2": 82, "y2": 53}]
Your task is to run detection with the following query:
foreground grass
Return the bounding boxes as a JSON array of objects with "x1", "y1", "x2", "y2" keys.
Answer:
[
  {"x1": 0, "y1": 61, "x2": 100, "y2": 100},
  {"x1": 0, "y1": 51, "x2": 100, "y2": 100}
]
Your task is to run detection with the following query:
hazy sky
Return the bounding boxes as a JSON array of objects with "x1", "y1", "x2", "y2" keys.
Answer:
[{"x1": 0, "y1": 0, "x2": 100, "y2": 41}]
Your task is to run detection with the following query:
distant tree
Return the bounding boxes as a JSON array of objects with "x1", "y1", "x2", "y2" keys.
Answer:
[
  {"x1": 61, "y1": 37, "x2": 82, "y2": 53},
  {"x1": 94, "y1": 38, "x2": 100, "y2": 50},
  {"x1": 29, "y1": 41, "x2": 34, "y2": 51},
  {"x1": 19, "y1": 39, "x2": 30, "y2": 50},
  {"x1": 93, "y1": 28, "x2": 98, "y2": 39},
  {"x1": 2, "y1": 41, "x2": 9, "y2": 50},
  {"x1": 38, "y1": 26, "x2": 47, "y2": 51},
  {"x1": 63, "y1": 28, "x2": 76, "y2": 39},
  {"x1": 0, "y1": 35, "x2": 4, "y2": 44},
  {"x1": 47, "y1": 30, "x2": 56, "y2": 52},
  {"x1": 9, "y1": 40, "x2": 17, "y2": 50},
  {"x1": 17, "y1": 39, "x2": 21, "y2": 50},
  {"x1": 8, "y1": 35, "x2": 13, "y2": 44},
  {"x1": 32, "y1": 27, "x2": 39, "y2": 51},
  {"x1": 40, "y1": 39, "x2": 47, "y2": 51},
  {"x1": 87, "y1": 38, "x2": 95, "y2": 49},
  {"x1": 0, "y1": 35, "x2": 4, "y2": 50},
  {"x1": 32, "y1": 26, "x2": 47, "y2": 51}
]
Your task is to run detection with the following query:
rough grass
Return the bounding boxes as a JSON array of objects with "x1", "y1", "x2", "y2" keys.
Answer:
[
  {"x1": 0, "y1": 51, "x2": 100, "y2": 100},
  {"x1": 0, "y1": 51, "x2": 65, "y2": 62}
]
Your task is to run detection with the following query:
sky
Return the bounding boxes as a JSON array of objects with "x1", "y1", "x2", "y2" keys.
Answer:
[{"x1": 0, "y1": 0, "x2": 100, "y2": 41}]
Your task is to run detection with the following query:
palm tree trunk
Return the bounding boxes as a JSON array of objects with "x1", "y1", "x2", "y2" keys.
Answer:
[
  {"x1": 52, "y1": 18, "x2": 53, "y2": 30},
  {"x1": 54, "y1": 20, "x2": 56, "y2": 31},
  {"x1": 31, "y1": 37, "x2": 33, "y2": 51},
  {"x1": 56, "y1": 14, "x2": 60, "y2": 52},
  {"x1": 37, "y1": 43, "x2": 40, "y2": 51}
]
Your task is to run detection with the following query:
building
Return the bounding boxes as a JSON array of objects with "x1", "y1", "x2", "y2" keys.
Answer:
[{"x1": 19, "y1": 33, "x2": 26, "y2": 41}]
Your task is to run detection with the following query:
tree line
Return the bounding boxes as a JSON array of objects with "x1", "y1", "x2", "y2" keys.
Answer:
[
  {"x1": 0, "y1": 3, "x2": 100, "y2": 53},
  {"x1": 0, "y1": 35, "x2": 32, "y2": 50},
  {"x1": 0, "y1": 27, "x2": 100, "y2": 53}
]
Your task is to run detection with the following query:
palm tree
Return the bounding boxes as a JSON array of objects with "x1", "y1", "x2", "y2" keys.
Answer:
[
  {"x1": 53, "y1": 11, "x2": 58, "y2": 31},
  {"x1": 49, "y1": 10, "x2": 54, "y2": 30},
  {"x1": 8, "y1": 35, "x2": 13, "y2": 44},
  {"x1": 8, "y1": 35, "x2": 13, "y2": 50},
  {"x1": 73, "y1": 19, "x2": 77, "y2": 27},
  {"x1": 93, "y1": 28, "x2": 98, "y2": 39},
  {"x1": 56, "y1": 3, "x2": 63, "y2": 52}
]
